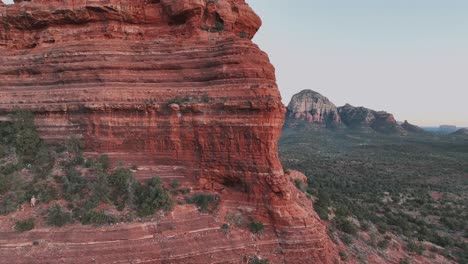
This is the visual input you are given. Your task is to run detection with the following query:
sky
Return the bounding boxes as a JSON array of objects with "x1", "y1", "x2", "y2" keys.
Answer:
[
  {"x1": 248, "y1": 0, "x2": 468, "y2": 127},
  {"x1": 3, "y1": 0, "x2": 467, "y2": 126}
]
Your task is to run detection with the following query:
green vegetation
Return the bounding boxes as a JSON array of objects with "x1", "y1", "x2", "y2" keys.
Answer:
[
  {"x1": 333, "y1": 217, "x2": 357, "y2": 235},
  {"x1": 239, "y1": 31, "x2": 249, "y2": 39},
  {"x1": 293, "y1": 178, "x2": 306, "y2": 192},
  {"x1": 0, "y1": 110, "x2": 175, "y2": 230},
  {"x1": 14, "y1": 218, "x2": 35, "y2": 232},
  {"x1": 220, "y1": 223, "x2": 230, "y2": 234},
  {"x1": 279, "y1": 127, "x2": 468, "y2": 262},
  {"x1": 248, "y1": 256, "x2": 269, "y2": 264},
  {"x1": 200, "y1": 20, "x2": 224, "y2": 33},
  {"x1": 225, "y1": 212, "x2": 247, "y2": 227},
  {"x1": 339, "y1": 251, "x2": 348, "y2": 261},
  {"x1": 249, "y1": 220, "x2": 265, "y2": 234},
  {"x1": 399, "y1": 258, "x2": 410, "y2": 264},
  {"x1": 80, "y1": 210, "x2": 117, "y2": 226},
  {"x1": 135, "y1": 177, "x2": 174, "y2": 217},
  {"x1": 47, "y1": 204, "x2": 72, "y2": 227},
  {"x1": 186, "y1": 193, "x2": 218, "y2": 213},
  {"x1": 11, "y1": 110, "x2": 42, "y2": 163}
]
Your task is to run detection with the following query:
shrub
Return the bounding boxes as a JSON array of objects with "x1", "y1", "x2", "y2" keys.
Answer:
[
  {"x1": 220, "y1": 223, "x2": 230, "y2": 234},
  {"x1": 239, "y1": 31, "x2": 249, "y2": 39},
  {"x1": 315, "y1": 206, "x2": 329, "y2": 221},
  {"x1": 225, "y1": 212, "x2": 247, "y2": 227},
  {"x1": 135, "y1": 177, "x2": 174, "y2": 217},
  {"x1": 0, "y1": 121, "x2": 15, "y2": 146},
  {"x1": 185, "y1": 193, "x2": 217, "y2": 213},
  {"x1": 32, "y1": 146, "x2": 55, "y2": 179},
  {"x1": 180, "y1": 188, "x2": 191, "y2": 195},
  {"x1": 399, "y1": 258, "x2": 410, "y2": 264},
  {"x1": 339, "y1": 251, "x2": 348, "y2": 261},
  {"x1": 26, "y1": 182, "x2": 58, "y2": 204},
  {"x1": 341, "y1": 233, "x2": 353, "y2": 245},
  {"x1": 66, "y1": 137, "x2": 83, "y2": 158},
  {"x1": 89, "y1": 171, "x2": 110, "y2": 203},
  {"x1": 360, "y1": 221, "x2": 370, "y2": 231},
  {"x1": 294, "y1": 179, "x2": 306, "y2": 192},
  {"x1": 0, "y1": 144, "x2": 6, "y2": 158},
  {"x1": 11, "y1": 110, "x2": 42, "y2": 163},
  {"x1": 314, "y1": 191, "x2": 331, "y2": 220},
  {"x1": 15, "y1": 218, "x2": 35, "y2": 232},
  {"x1": 109, "y1": 168, "x2": 136, "y2": 209},
  {"x1": 98, "y1": 154, "x2": 110, "y2": 171},
  {"x1": 334, "y1": 217, "x2": 357, "y2": 235},
  {"x1": 378, "y1": 239, "x2": 390, "y2": 249},
  {"x1": 0, "y1": 173, "x2": 14, "y2": 195},
  {"x1": 249, "y1": 220, "x2": 265, "y2": 234},
  {"x1": 81, "y1": 210, "x2": 116, "y2": 226},
  {"x1": 407, "y1": 240, "x2": 424, "y2": 255},
  {"x1": 0, "y1": 192, "x2": 24, "y2": 215},
  {"x1": 170, "y1": 180, "x2": 180, "y2": 190},
  {"x1": 47, "y1": 204, "x2": 72, "y2": 227},
  {"x1": 248, "y1": 256, "x2": 269, "y2": 264},
  {"x1": 61, "y1": 166, "x2": 88, "y2": 200}
]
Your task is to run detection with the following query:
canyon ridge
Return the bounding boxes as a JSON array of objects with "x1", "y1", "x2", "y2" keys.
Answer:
[{"x1": 0, "y1": 0, "x2": 337, "y2": 263}]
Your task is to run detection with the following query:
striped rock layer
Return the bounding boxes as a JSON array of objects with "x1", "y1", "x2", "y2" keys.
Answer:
[{"x1": 0, "y1": 1, "x2": 336, "y2": 263}]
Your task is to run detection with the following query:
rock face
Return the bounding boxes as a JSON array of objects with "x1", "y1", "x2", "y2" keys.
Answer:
[
  {"x1": 286, "y1": 90, "x2": 409, "y2": 134},
  {"x1": 0, "y1": 1, "x2": 336, "y2": 263},
  {"x1": 401, "y1": 120, "x2": 427, "y2": 134},
  {"x1": 286, "y1": 90, "x2": 341, "y2": 128},
  {"x1": 338, "y1": 104, "x2": 403, "y2": 134},
  {"x1": 452, "y1": 128, "x2": 468, "y2": 136}
]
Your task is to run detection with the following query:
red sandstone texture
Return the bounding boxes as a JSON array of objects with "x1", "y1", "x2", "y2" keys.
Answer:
[{"x1": 0, "y1": 1, "x2": 337, "y2": 263}]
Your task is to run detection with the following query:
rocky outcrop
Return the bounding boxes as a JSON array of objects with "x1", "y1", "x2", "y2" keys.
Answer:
[
  {"x1": 0, "y1": 1, "x2": 336, "y2": 263},
  {"x1": 401, "y1": 120, "x2": 426, "y2": 134},
  {"x1": 286, "y1": 90, "x2": 341, "y2": 128},
  {"x1": 452, "y1": 128, "x2": 468, "y2": 136},
  {"x1": 285, "y1": 90, "x2": 407, "y2": 134},
  {"x1": 337, "y1": 104, "x2": 404, "y2": 134}
]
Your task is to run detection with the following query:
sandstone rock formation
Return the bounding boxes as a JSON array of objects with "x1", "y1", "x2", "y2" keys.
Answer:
[
  {"x1": 401, "y1": 120, "x2": 427, "y2": 134},
  {"x1": 0, "y1": 1, "x2": 336, "y2": 263},
  {"x1": 286, "y1": 90, "x2": 341, "y2": 128},
  {"x1": 286, "y1": 90, "x2": 407, "y2": 134},
  {"x1": 338, "y1": 104, "x2": 404, "y2": 134}
]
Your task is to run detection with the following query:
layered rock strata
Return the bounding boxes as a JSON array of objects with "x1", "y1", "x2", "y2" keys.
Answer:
[
  {"x1": 286, "y1": 89, "x2": 341, "y2": 128},
  {"x1": 401, "y1": 120, "x2": 427, "y2": 134},
  {"x1": 285, "y1": 90, "x2": 418, "y2": 134},
  {"x1": 0, "y1": 1, "x2": 336, "y2": 263},
  {"x1": 338, "y1": 104, "x2": 404, "y2": 134}
]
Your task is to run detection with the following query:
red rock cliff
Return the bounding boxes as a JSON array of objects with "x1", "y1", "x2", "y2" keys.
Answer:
[{"x1": 0, "y1": 1, "x2": 337, "y2": 263}]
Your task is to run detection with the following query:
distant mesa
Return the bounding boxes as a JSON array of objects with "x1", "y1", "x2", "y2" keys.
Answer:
[
  {"x1": 286, "y1": 89, "x2": 425, "y2": 134},
  {"x1": 439, "y1": 125, "x2": 458, "y2": 134},
  {"x1": 451, "y1": 128, "x2": 468, "y2": 136}
]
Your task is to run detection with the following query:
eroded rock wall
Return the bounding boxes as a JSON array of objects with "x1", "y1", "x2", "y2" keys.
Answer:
[{"x1": 0, "y1": 1, "x2": 337, "y2": 263}]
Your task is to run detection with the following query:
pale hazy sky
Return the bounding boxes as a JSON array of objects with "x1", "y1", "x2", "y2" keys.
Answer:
[
  {"x1": 248, "y1": 0, "x2": 468, "y2": 127},
  {"x1": 3, "y1": 0, "x2": 467, "y2": 126}
]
